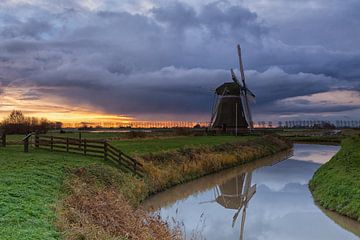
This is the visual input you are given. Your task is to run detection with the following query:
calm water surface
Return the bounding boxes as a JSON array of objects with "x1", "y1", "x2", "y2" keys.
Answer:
[{"x1": 143, "y1": 144, "x2": 360, "y2": 240}]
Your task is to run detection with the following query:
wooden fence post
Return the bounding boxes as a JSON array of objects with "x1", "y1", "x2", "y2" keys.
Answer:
[
  {"x1": 66, "y1": 138, "x2": 69, "y2": 152},
  {"x1": 22, "y1": 133, "x2": 32, "y2": 153},
  {"x1": 104, "y1": 142, "x2": 108, "y2": 161},
  {"x1": 50, "y1": 136, "x2": 53, "y2": 151},
  {"x1": 133, "y1": 161, "x2": 137, "y2": 174},
  {"x1": 83, "y1": 139, "x2": 87, "y2": 155},
  {"x1": 1, "y1": 132, "x2": 6, "y2": 147},
  {"x1": 35, "y1": 133, "x2": 39, "y2": 148},
  {"x1": 24, "y1": 138, "x2": 29, "y2": 153}
]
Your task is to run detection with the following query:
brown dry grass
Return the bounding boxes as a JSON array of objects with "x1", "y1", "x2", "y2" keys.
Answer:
[{"x1": 57, "y1": 166, "x2": 181, "y2": 240}]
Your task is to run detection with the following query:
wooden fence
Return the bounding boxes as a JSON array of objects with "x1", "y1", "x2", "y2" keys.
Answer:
[{"x1": 34, "y1": 135, "x2": 144, "y2": 177}]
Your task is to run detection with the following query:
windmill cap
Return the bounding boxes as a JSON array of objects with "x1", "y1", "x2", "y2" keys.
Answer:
[{"x1": 215, "y1": 82, "x2": 241, "y2": 95}]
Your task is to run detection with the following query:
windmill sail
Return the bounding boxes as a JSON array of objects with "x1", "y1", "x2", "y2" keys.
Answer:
[{"x1": 237, "y1": 44, "x2": 254, "y2": 129}]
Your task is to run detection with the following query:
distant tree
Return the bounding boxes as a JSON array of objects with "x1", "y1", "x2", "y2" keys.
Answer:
[
  {"x1": 53, "y1": 121, "x2": 63, "y2": 129},
  {"x1": 4, "y1": 110, "x2": 28, "y2": 124},
  {"x1": 1, "y1": 110, "x2": 52, "y2": 134},
  {"x1": 1, "y1": 110, "x2": 29, "y2": 134}
]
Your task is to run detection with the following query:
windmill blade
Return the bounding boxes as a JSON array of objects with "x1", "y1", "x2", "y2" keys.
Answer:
[
  {"x1": 246, "y1": 94, "x2": 256, "y2": 104},
  {"x1": 240, "y1": 94, "x2": 253, "y2": 128},
  {"x1": 239, "y1": 207, "x2": 247, "y2": 240},
  {"x1": 232, "y1": 198, "x2": 244, "y2": 227},
  {"x1": 244, "y1": 88, "x2": 256, "y2": 99},
  {"x1": 237, "y1": 185, "x2": 256, "y2": 240},
  {"x1": 244, "y1": 98, "x2": 253, "y2": 128},
  {"x1": 237, "y1": 44, "x2": 254, "y2": 129},
  {"x1": 231, "y1": 69, "x2": 242, "y2": 87},
  {"x1": 248, "y1": 185, "x2": 256, "y2": 200},
  {"x1": 238, "y1": 174, "x2": 256, "y2": 240},
  {"x1": 237, "y1": 44, "x2": 246, "y2": 84}
]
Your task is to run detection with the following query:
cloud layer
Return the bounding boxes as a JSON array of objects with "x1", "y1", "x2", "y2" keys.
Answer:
[{"x1": 0, "y1": 0, "x2": 359, "y2": 121}]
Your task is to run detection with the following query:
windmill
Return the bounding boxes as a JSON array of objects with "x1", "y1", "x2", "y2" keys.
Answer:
[
  {"x1": 210, "y1": 44, "x2": 255, "y2": 132},
  {"x1": 199, "y1": 171, "x2": 256, "y2": 240}
]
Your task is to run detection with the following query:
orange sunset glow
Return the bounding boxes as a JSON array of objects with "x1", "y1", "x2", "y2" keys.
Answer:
[
  {"x1": 0, "y1": 86, "x2": 134, "y2": 126},
  {"x1": 0, "y1": 86, "x2": 210, "y2": 128}
]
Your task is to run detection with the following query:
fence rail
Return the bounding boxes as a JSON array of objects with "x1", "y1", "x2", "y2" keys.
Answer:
[{"x1": 35, "y1": 134, "x2": 144, "y2": 177}]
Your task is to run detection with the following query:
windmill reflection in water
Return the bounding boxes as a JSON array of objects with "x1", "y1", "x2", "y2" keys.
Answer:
[{"x1": 200, "y1": 171, "x2": 256, "y2": 240}]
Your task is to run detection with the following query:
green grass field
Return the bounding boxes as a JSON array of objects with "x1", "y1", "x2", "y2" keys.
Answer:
[
  {"x1": 310, "y1": 136, "x2": 360, "y2": 221},
  {"x1": 111, "y1": 135, "x2": 257, "y2": 155},
  {"x1": 0, "y1": 135, "x2": 256, "y2": 239},
  {"x1": 0, "y1": 145, "x2": 108, "y2": 240}
]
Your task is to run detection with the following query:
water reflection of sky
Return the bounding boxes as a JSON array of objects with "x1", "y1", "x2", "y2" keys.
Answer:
[{"x1": 154, "y1": 144, "x2": 360, "y2": 240}]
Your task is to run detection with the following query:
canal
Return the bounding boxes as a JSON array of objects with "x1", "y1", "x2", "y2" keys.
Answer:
[{"x1": 143, "y1": 144, "x2": 360, "y2": 240}]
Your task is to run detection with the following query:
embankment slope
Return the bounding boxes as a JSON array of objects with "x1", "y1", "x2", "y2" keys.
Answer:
[{"x1": 310, "y1": 136, "x2": 360, "y2": 221}]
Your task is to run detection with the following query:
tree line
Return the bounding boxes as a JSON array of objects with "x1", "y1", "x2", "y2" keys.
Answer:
[
  {"x1": 0, "y1": 110, "x2": 62, "y2": 134},
  {"x1": 256, "y1": 120, "x2": 360, "y2": 129}
]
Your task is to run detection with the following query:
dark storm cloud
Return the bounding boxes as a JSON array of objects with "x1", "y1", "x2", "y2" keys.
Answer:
[
  {"x1": 152, "y1": 2, "x2": 199, "y2": 31},
  {"x1": 0, "y1": 0, "x2": 359, "y2": 120},
  {"x1": 1, "y1": 18, "x2": 52, "y2": 39},
  {"x1": 35, "y1": 67, "x2": 227, "y2": 114},
  {"x1": 2, "y1": 40, "x2": 42, "y2": 53},
  {"x1": 152, "y1": 1, "x2": 266, "y2": 38}
]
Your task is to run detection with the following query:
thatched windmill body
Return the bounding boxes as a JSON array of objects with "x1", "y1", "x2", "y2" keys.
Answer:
[{"x1": 210, "y1": 44, "x2": 255, "y2": 131}]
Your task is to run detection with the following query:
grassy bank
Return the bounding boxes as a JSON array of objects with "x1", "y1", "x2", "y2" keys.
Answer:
[
  {"x1": 0, "y1": 135, "x2": 291, "y2": 239},
  {"x1": 309, "y1": 136, "x2": 360, "y2": 222},
  {"x1": 139, "y1": 135, "x2": 290, "y2": 193}
]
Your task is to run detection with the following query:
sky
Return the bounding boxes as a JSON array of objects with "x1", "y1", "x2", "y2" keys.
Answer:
[{"x1": 0, "y1": 0, "x2": 359, "y2": 123}]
